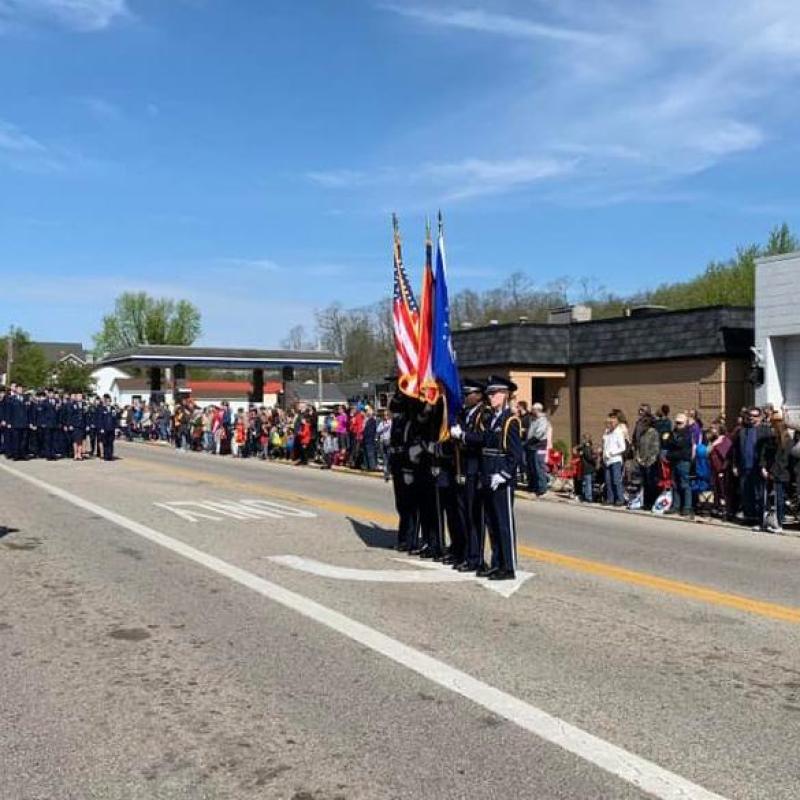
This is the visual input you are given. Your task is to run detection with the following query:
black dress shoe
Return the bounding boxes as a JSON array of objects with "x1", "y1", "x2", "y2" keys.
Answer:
[
  {"x1": 408, "y1": 547, "x2": 423, "y2": 555},
  {"x1": 488, "y1": 570, "x2": 516, "y2": 581},
  {"x1": 475, "y1": 563, "x2": 492, "y2": 577},
  {"x1": 456, "y1": 562, "x2": 477, "y2": 572},
  {"x1": 442, "y1": 555, "x2": 457, "y2": 565},
  {"x1": 418, "y1": 547, "x2": 434, "y2": 559},
  {"x1": 480, "y1": 567, "x2": 500, "y2": 579},
  {"x1": 395, "y1": 544, "x2": 410, "y2": 552}
]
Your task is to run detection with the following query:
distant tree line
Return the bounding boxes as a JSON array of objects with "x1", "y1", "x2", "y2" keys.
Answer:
[{"x1": 285, "y1": 222, "x2": 798, "y2": 379}]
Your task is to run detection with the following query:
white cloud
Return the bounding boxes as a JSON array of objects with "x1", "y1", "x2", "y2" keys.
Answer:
[
  {"x1": 308, "y1": 156, "x2": 575, "y2": 203},
  {"x1": 322, "y1": 1, "x2": 800, "y2": 207},
  {"x1": 0, "y1": 0, "x2": 129, "y2": 32},
  {"x1": 0, "y1": 119, "x2": 63, "y2": 172},
  {"x1": 381, "y1": 4, "x2": 605, "y2": 46}
]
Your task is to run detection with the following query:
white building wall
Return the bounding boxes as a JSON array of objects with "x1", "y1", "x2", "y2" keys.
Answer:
[
  {"x1": 91, "y1": 366, "x2": 131, "y2": 399},
  {"x1": 755, "y1": 252, "x2": 800, "y2": 422}
]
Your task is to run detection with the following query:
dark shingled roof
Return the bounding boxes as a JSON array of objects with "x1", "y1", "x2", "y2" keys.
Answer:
[
  {"x1": 34, "y1": 341, "x2": 87, "y2": 364},
  {"x1": 452, "y1": 307, "x2": 754, "y2": 368},
  {"x1": 98, "y1": 344, "x2": 342, "y2": 369}
]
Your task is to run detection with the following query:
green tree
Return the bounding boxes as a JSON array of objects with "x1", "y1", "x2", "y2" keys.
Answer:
[
  {"x1": 11, "y1": 344, "x2": 50, "y2": 388},
  {"x1": 93, "y1": 292, "x2": 202, "y2": 357},
  {"x1": 0, "y1": 327, "x2": 50, "y2": 387},
  {"x1": 764, "y1": 222, "x2": 799, "y2": 256},
  {"x1": 54, "y1": 360, "x2": 96, "y2": 394}
]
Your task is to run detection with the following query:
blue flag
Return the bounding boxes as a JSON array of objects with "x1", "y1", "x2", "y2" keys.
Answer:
[{"x1": 431, "y1": 215, "x2": 462, "y2": 437}]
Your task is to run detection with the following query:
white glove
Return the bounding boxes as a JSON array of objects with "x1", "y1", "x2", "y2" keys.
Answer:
[
  {"x1": 490, "y1": 473, "x2": 507, "y2": 492},
  {"x1": 402, "y1": 471, "x2": 414, "y2": 485},
  {"x1": 450, "y1": 424, "x2": 463, "y2": 441},
  {"x1": 408, "y1": 444, "x2": 423, "y2": 463}
]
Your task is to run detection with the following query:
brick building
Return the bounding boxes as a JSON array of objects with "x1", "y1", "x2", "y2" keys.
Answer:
[{"x1": 452, "y1": 306, "x2": 755, "y2": 448}]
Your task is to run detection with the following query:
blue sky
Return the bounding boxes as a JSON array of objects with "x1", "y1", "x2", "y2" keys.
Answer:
[{"x1": 1, "y1": 0, "x2": 799, "y2": 348}]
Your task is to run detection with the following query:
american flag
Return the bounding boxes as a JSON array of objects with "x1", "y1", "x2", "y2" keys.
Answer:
[{"x1": 392, "y1": 214, "x2": 420, "y2": 397}]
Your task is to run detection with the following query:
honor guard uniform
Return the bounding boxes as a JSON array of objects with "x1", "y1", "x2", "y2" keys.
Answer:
[
  {"x1": 388, "y1": 392, "x2": 421, "y2": 551},
  {"x1": 480, "y1": 376, "x2": 523, "y2": 580},
  {"x1": 454, "y1": 376, "x2": 522, "y2": 580},
  {"x1": 412, "y1": 402, "x2": 445, "y2": 559},
  {"x1": 451, "y1": 378, "x2": 487, "y2": 572},
  {"x1": 95, "y1": 394, "x2": 118, "y2": 461},
  {"x1": 433, "y1": 438, "x2": 467, "y2": 569}
]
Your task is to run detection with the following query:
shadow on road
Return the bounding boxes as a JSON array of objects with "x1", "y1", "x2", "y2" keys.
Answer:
[{"x1": 348, "y1": 517, "x2": 396, "y2": 550}]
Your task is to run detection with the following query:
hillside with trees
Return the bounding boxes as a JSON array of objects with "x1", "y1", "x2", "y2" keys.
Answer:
[{"x1": 292, "y1": 223, "x2": 796, "y2": 379}]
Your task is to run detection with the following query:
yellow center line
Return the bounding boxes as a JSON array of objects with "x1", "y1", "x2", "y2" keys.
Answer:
[{"x1": 123, "y1": 455, "x2": 800, "y2": 624}]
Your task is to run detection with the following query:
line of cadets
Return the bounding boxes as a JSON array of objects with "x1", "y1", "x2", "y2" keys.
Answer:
[
  {"x1": 389, "y1": 375, "x2": 524, "y2": 582},
  {"x1": 0, "y1": 383, "x2": 119, "y2": 462}
]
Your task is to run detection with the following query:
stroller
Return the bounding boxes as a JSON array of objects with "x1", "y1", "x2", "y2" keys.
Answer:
[
  {"x1": 549, "y1": 451, "x2": 582, "y2": 497},
  {"x1": 651, "y1": 458, "x2": 674, "y2": 514}
]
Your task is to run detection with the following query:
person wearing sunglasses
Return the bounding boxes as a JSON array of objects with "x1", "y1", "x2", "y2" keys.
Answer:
[
  {"x1": 732, "y1": 406, "x2": 772, "y2": 525},
  {"x1": 664, "y1": 412, "x2": 695, "y2": 518}
]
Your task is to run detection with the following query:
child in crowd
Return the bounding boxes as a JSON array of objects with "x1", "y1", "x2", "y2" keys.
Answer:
[{"x1": 578, "y1": 434, "x2": 596, "y2": 502}]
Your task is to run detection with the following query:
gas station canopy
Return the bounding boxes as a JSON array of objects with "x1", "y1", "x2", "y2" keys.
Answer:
[{"x1": 98, "y1": 345, "x2": 343, "y2": 371}]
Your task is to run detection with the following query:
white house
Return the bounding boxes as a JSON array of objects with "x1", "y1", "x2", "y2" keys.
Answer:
[
  {"x1": 755, "y1": 251, "x2": 800, "y2": 428},
  {"x1": 91, "y1": 366, "x2": 132, "y2": 398}
]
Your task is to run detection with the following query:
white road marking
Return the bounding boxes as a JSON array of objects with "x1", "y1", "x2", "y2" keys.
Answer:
[
  {"x1": 269, "y1": 554, "x2": 533, "y2": 598},
  {"x1": 0, "y1": 461, "x2": 728, "y2": 800},
  {"x1": 154, "y1": 498, "x2": 316, "y2": 522}
]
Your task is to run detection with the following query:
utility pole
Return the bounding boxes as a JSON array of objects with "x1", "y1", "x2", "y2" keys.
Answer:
[
  {"x1": 317, "y1": 337, "x2": 323, "y2": 408},
  {"x1": 4, "y1": 330, "x2": 12, "y2": 385}
]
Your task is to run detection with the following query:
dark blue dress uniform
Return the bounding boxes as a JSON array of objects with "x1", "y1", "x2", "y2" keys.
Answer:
[
  {"x1": 6, "y1": 389, "x2": 30, "y2": 460},
  {"x1": 35, "y1": 393, "x2": 59, "y2": 459},
  {"x1": 95, "y1": 399, "x2": 118, "y2": 461},
  {"x1": 415, "y1": 403, "x2": 444, "y2": 559},
  {"x1": 459, "y1": 375, "x2": 524, "y2": 580},
  {"x1": 388, "y1": 394, "x2": 421, "y2": 551},
  {"x1": 0, "y1": 388, "x2": 7, "y2": 456},
  {"x1": 454, "y1": 379, "x2": 487, "y2": 571},
  {"x1": 432, "y1": 435, "x2": 465, "y2": 565},
  {"x1": 66, "y1": 398, "x2": 88, "y2": 444}
]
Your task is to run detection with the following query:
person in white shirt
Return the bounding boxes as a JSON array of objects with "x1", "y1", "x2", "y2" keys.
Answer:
[{"x1": 602, "y1": 413, "x2": 627, "y2": 506}]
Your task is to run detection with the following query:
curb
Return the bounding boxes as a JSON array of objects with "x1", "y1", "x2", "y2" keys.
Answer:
[{"x1": 120, "y1": 439, "x2": 798, "y2": 538}]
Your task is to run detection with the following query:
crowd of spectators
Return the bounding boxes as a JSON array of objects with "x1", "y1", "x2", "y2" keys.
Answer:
[
  {"x1": 120, "y1": 397, "x2": 392, "y2": 474},
  {"x1": 514, "y1": 401, "x2": 800, "y2": 534}
]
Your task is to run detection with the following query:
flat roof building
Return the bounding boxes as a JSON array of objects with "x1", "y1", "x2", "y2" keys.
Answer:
[{"x1": 453, "y1": 305, "x2": 755, "y2": 447}]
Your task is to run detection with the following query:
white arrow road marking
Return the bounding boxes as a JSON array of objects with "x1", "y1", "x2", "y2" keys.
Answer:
[
  {"x1": 0, "y1": 461, "x2": 731, "y2": 800},
  {"x1": 268, "y1": 554, "x2": 534, "y2": 598}
]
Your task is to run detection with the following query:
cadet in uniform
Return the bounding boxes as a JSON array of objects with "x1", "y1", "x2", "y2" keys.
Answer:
[
  {"x1": 388, "y1": 391, "x2": 421, "y2": 552},
  {"x1": 453, "y1": 375, "x2": 523, "y2": 580},
  {"x1": 40, "y1": 389, "x2": 60, "y2": 460},
  {"x1": 0, "y1": 385, "x2": 6, "y2": 456},
  {"x1": 67, "y1": 392, "x2": 88, "y2": 461},
  {"x1": 451, "y1": 378, "x2": 487, "y2": 573},
  {"x1": 413, "y1": 402, "x2": 443, "y2": 559},
  {"x1": 7, "y1": 384, "x2": 30, "y2": 461},
  {"x1": 95, "y1": 394, "x2": 118, "y2": 461}
]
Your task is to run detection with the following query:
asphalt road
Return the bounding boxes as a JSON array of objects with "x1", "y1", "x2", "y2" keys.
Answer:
[{"x1": 2, "y1": 441, "x2": 799, "y2": 800}]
